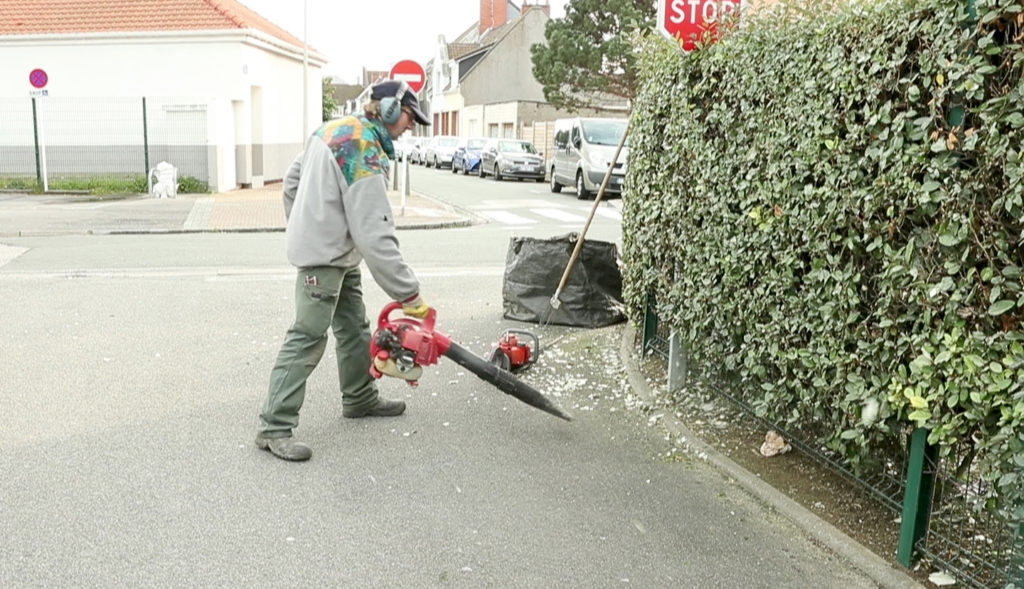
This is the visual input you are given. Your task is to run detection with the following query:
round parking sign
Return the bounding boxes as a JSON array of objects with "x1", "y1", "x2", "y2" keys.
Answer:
[{"x1": 30, "y1": 69, "x2": 48, "y2": 89}]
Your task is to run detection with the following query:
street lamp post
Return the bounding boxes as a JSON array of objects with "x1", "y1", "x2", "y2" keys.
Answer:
[{"x1": 302, "y1": 0, "x2": 309, "y2": 139}]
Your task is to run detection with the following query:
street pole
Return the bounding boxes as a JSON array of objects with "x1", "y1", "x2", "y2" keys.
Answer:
[{"x1": 302, "y1": 0, "x2": 309, "y2": 139}]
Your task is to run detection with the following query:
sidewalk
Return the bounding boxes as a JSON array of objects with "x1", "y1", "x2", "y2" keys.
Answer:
[{"x1": 0, "y1": 184, "x2": 472, "y2": 237}]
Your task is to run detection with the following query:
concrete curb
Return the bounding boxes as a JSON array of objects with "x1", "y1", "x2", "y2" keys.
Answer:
[
  {"x1": 618, "y1": 324, "x2": 925, "y2": 589},
  {"x1": 97, "y1": 218, "x2": 474, "y2": 235}
]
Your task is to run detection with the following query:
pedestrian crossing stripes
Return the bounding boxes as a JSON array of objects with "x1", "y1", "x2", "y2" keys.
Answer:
[
  {"x1": 0, "y1": 244, "x2": 28, "y2": 269},
  {"x1": 475, "y1": 205, "x2": 622, "y2": 226},
  {"x1": 481, "y1": 210, "x2": 535, "y2": 225},
  {"x1": 530, "y1": 208, "x2": 585, "y2": 222}
]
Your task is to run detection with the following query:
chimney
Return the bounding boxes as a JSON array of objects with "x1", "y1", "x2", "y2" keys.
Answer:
[
  {"x1": 521, "y1": 1, "x2": 550, "y2": 17},
  {"x1": 479, "y1": 0, "x2": 509, "y2": 35}
]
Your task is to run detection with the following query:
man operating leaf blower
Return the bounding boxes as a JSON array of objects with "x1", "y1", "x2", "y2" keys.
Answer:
[{"x1": 255, "y1": 81, "x2": 432, "y2": 462}]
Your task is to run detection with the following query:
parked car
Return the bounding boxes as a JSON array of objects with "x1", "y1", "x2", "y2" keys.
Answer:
[
  {"x1": 478, "y1": 138, "x2": 545, "y2": 182},
  {"x1": 549, "y1": 117, "x2": 629, "y2": 199},
  {"x1": 424, "y1": 135, "x2": 459, "y2": 168},
  {"x1": 451, "y1": 137, "x2": 488, "y2": 175},
  {"x1": 408, "y1": 137, "x2": 426, "y2": 165}
]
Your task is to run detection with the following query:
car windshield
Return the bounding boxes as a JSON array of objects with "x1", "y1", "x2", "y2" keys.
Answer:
[
  {"x1": 498, "y1": 141, "x2": 537, "y2": 154},
  {"x1": 580, "y1": 120, "x2": 629, "y2": 146},
  {"x1": 467, "y1": 139, "x2": 487, "y2": 150},
  {"x1": 439, "y1": 138, "x2": 459, "y2": 147}
]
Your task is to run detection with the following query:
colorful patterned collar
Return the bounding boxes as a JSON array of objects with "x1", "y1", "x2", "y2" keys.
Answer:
[{"x1": 365, "y1": 116, "x2": 396, "y2": 160}]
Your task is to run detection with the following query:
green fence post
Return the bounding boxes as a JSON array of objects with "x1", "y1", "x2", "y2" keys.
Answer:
[
  {"x1": 897, "y1": 427, "x2": 938, "y2": 567},
  {"x1": 1013, "y1": 521, "x2": 1024, "y2": 587},
  {"x1": 642, "y1": 293, "x2": 658, "y2": 353},
  {"x1": 31, "y1": 98, "x2": 42, "y2": 188}
]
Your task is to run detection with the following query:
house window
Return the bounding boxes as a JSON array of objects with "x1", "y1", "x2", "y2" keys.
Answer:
[
  {"x1": 502, "y1": 123, "x2": 514, "y2": 138},
  {"x1": 488, "y1": 124, "x2": 499, "y2": 137}
]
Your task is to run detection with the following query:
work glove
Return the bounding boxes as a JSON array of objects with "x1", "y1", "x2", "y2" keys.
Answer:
[{"x1": 401, "y1": 294, "x2": 430, "y2": 319}]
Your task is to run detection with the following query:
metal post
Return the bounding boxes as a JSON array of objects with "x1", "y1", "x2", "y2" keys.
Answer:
[
  {"x1": 897, "y1": 428, "x2": 938, "y2": 566},
  {"x1": 31, "y1": 98, "x2": 41, "y2": 188},
  {"x1": 667, "y1": 331, "x2": 687, "y2": 392},
  {"x1": 896, "y1": 2, "x2": 975, "y2": 567},
  {"x1": 142, "y1": 97, "x2": 150, "y2": 180},
  {"x1": 401, "y1": 156, "x2": 410, "y2": 215},
  {"x1": 301, "y1": 0, "x2": 308, "y2": 138}
]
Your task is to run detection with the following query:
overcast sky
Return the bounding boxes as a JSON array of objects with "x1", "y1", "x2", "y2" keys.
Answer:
[{"x1": 236, "y1": 0, "x2": 569, "y2": 84}]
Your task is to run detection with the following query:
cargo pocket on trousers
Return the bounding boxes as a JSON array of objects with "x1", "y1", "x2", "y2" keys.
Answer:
[
  {"x1": 296, "y1": 282, "x2": 339, "y2": 335},
  {"x1": 304, "y1": 283, "x2": 337, "y2": 304}
]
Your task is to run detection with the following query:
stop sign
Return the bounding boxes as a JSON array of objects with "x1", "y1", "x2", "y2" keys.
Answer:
[
  {"x1": 389, "y1": 59, "x2": 426, "y2": 93},
  {"x1": 657, "y1": 0, "x2": 742, "y2": 51}
]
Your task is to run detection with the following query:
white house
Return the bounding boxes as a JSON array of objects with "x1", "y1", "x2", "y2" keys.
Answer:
[{"x1": 0, "y1": 0, "x2": 326, "y2": 191}]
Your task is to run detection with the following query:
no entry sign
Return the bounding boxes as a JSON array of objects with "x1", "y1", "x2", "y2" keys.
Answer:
[{"x1": 389, "y1": 60, "x2": 425, "y2": 93}]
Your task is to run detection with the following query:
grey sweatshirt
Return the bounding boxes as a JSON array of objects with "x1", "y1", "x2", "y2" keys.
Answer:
[{"x1": 281, "y1": 116, "x2": 419, "y2": 303}]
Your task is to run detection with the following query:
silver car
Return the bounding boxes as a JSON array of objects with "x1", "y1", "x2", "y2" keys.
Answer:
[
  {"x1": 408, "y1": 138, "x2": 426, "y2": 165},
  {"x1": 478, "y1": 138, "x2": 545, "y2": 182},
  {"x1": 424, "y1": 135, "x2": 459, "y2": 168}
]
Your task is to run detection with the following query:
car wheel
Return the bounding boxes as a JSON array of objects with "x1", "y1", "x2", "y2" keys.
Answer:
[
  {"x1": 493, "y1": 165, "x2": 503, "y2": 181},
  {"x1": 576, "y1": 171, "x2": 590, "y2": 199},
  {"x1": 550, "y1": 169, "x2": 562, "y2": 193},
  {"x1": 479, "y1": 163, "x2": 486, "y2": 178},
  {"x1": 451, "y1": 160, "x2": 458, "y2": 173}
]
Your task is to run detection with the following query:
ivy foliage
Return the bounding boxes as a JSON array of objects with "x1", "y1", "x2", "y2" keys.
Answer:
[{"x1": 624, "y1": 0, "x2": 1024, "y2": 519}]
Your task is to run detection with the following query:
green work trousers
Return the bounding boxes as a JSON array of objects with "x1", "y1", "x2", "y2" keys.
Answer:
[{"x1": 260, "y1": 266, "x2": 378, "y2": 438}]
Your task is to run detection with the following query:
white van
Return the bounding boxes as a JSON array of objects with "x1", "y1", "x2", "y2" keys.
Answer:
[{"x1": 548, "y1": 117, "x2": 629, "y2": 198}]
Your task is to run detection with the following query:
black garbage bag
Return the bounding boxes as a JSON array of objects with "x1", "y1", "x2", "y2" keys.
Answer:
[{"x1": 502, "y1": 233, "x2": 625, "y2": 327}]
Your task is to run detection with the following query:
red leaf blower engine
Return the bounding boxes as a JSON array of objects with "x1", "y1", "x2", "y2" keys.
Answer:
[{"x1": 368, "y1": 303, "x2": 570, "y2": 421}]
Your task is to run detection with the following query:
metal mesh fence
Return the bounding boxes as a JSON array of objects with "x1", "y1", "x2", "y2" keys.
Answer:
[
  {"x1": 918, "y1": 445, "x2": 1024, "y2": 589},
  {"x1": 0, "y1": 96, "x2": 209, "y2": 184},
  {"x1": 639, "y1": 303, "x2": 1023, "y2": 587}
]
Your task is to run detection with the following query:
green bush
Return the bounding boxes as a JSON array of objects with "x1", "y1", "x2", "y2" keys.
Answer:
[
  {"x1": 625, "y1": 0, "x2": 1023, "y2": 519},
  {"x1": 176, "y1": 176, "x2": 209, "y2": 194},
  {"x1": 0, "y1": 174, "x2": 209, "y2": 195}
]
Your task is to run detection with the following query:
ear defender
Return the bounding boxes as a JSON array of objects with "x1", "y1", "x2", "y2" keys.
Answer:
[{"x1": 380, "y1": 81, "x2": 410, "y2": 125}]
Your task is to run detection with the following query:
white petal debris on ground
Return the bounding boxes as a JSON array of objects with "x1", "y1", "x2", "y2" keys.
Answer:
[
  {"x1": 519, "y1": 327, "x2": 637, "y2": 415},
  {"x1": 514, "y1": 326, "x2": 709, "y2": 464},
  {"x1": 928, "y1": 571, "x2": 956, "y2": 586}
]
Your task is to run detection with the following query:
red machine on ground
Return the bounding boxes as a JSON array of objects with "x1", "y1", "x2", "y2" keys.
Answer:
[{"x1": 369, "y1": 303, "x2": 570, "y2": 421}]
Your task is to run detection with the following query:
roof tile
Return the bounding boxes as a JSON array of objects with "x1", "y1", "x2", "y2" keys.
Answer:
[{"x1": 0, "y1": 0, "x2": 305, "y2": 48}]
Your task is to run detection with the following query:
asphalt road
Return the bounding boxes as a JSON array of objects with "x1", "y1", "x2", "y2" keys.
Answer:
[{"x1": 0, "y1": 198, "x2": 884, "y2": 587}]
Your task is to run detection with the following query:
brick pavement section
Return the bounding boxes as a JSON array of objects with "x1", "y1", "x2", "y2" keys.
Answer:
[{"x1": 208, "y1": 191, "x2": 285, "y2": 230}]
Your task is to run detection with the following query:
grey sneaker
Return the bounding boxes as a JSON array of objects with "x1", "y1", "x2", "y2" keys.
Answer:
[
  {"x1": 342, "y1": 397, "x2": 406, "y2": 418},
  {"x1": 255, "y1": 435, "x2": 312, "y2": 462}
]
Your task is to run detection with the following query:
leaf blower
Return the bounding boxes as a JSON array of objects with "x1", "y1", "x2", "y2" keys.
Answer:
[{"x1": 368, "y1": 303, "x2": 571, "y2": 421}]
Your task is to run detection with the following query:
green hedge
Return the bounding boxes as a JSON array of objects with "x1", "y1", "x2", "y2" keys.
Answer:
[
  {"x1": 624, "y1": 0, "x2": 1023, "y2": 519},
  {"x1": 0, "y1": 175, "x2": 209, "y2": 195}
]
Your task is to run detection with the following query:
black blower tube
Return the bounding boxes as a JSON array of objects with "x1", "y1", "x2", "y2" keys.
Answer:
[{"x1": 444, "y1": 341, "x2": 572, "y2": 421}]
